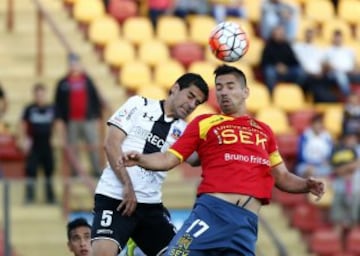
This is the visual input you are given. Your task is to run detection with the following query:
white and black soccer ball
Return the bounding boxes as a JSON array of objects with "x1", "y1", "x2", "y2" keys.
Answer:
[{"x1": 209, "y1": 21, "x2": 249, "y2": 62}]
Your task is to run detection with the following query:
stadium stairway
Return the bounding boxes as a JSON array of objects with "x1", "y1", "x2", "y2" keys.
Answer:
[{"x1": 0, "y1": 0, "x2": 126, "y2": 255}]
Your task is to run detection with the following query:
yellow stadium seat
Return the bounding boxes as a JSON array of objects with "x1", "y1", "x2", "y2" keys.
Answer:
[
  {"x1": 138, "y1": 40, "x2": 170, "y2": 67},
  {"x1": 323, "y1": 105, "x2": 344, "y2": 138},
  {"x1": 120, "y1": 61, "x2": 152, "y2": 91},
  {"x1": 188, "y1": 61, "x2": 217, "y2": 88},
  {"x1": 272, "y1": 83, "x2": 307, "y2": 112},
  {"x1": 241, "y1": 37, "x2": 264, "y2": 67},
  {"x1": 338, "y1": 0, "x2": 360, "y2": 25},
  {"x1": 154, "y1": 60, "x2": 186, "y2": 90},
  {"x1": 205, "y1": 46, "x2": 224, "y2": 65},
  {"x1": 157, "y1": 16, "x2": 188, "y2": 45},
  {"x1": 256, "y1": 107, "x2": 292, "y2": 134},
  {"x1": 247, "y1": 84, "x2": 271, "y2": 114},
  {"x1": 322, "y1": 19, "x2": 353, "y2": 44},
  {"x1": 104, "y1": 39, "x2": 136, "y2": 69},
  {"x1": 189, "y1": 16, "x2": 217, "y2": 46},
  {"x1": 304, "y1": 0, "x2": 335, "y2": 23},
  {"x1": 73, "y1": 0, "x2": 105, "y2": 24},
  {"x1": 243, "y1": 0, "x2": 261, "y2": 23},
  {"x1": 296, "y1": 18, "x2": 317, "y2": 41},
  {"x1": 229, "y1": 62, "x2": 255, "y2": 82},
  {"x1": 136, "y1": 84, "x2": 167, "y2": 100},
  {"x1": 187, "y1": 103, "x2": 217, "y2": 122},
  {"x1": 88, "y1": 15, "x2": 120, "y2": 47},
  {"x1": 64, "y1": 0, "x2": 78, "y2": 4},
  {"x1": 122, "y1": 17, "x2": 154, "y2": 45}
]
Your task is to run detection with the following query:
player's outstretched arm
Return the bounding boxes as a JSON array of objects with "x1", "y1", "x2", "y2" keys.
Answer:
[
  {"x1": 271, "y1": 163, "x2": 325, "y2": 201},
  {"x1": 124, "y1": 151, "x2": 181, "y2": 171}
]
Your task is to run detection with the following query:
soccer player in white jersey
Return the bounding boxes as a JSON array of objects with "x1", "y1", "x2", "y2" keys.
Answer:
[{"x1": 91, "y1": 73, "x2": 209, "y2": 256}]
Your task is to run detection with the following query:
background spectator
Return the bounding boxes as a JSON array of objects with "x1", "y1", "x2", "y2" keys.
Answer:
[
  {"x1": 324, "y1": 30, "x2": 360, "y2": 98},
  {"x1": 295, "y1": 114, "x2": 333, "y2": 178},
  {"x1": 260, "y1": 0, "x2": 299, "y2": 41},
  {"x1": 20, "y1": 83, "x2": 56, "y2": 204},
  {"x1": 329, "y1": 131, "x2": 360, "y2": 244},
  {"x1": 148, "y1": 0, "x2": 173, "y2": 28},
  {"x1": 171, "y1": 0, "x2": 210, "y2": 18},
  {"x1": 260, "y1": 25, "x2": 305, "y2": 93},
  {"x1": 211, "y1": 0, "x2": 247, "y2": 23},
  {"x1": 54, "y1": 54, "x2": 104, "y2": 177},
  {"x1": 342, "y1": 94, "x2": 360, "y2": 135}
]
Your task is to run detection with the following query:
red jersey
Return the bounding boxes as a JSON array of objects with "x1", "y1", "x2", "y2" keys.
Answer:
[{"x1": 168, "y1": 114, "x2": 283, "y2": 203}]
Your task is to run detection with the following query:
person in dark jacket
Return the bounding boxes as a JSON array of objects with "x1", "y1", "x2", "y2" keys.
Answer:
[
  {"x1": 54, "y1": 53, "x2": 104, "y2": 177},
  {"x1": 260, "y1": 25, "x2": 306, "y2": 93}
]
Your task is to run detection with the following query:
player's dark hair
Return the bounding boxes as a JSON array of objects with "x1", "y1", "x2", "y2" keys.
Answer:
[
  {"x1": 175, "y1": 73, "x2": 209, "y2": 102},
  {"x1": 67, "y1": 218, "x2": 91, "y2": 240},
  {"x1": 214, "y1": 64, "x2": 247, "y2": 88}
]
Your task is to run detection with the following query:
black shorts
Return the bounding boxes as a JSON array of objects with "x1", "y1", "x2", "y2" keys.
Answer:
[{"x1": 91, "y1": 194, "x2": 176, "y2": 256}]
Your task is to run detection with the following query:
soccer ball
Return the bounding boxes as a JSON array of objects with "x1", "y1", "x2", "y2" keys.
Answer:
[{"x1": 208, "y1": 21, "x2": 249, "y2": 62}]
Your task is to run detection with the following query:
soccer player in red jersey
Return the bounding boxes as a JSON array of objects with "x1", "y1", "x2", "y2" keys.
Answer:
[{"x1": 124, "y1": 64, "x2": 325, "y2": 256}]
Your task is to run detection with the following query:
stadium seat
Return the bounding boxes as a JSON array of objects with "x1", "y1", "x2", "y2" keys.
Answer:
[
  {"x1": 138, "y1": 40, "x2": 170, "y2": 67},
  {"x1": 256, "y1": 107, "x2": 292, "y2": 134},
  {"x1": 309, "y1": 228, "x2": 343, "y2": 256},
  {"x1": 290, "y1": 203, "x2": 326, "y2": 235},
  {"x1": 122, "y1": 17, "x2": 154, "y2": 45},
  {"x1": 241, "y1": 37, "x2": 264, "y2": 67},
  {"x1": 120, "y1": 61, "x2": 152, "y2": 91},
  {"x1": 258, "y1": 107, "x2": 292, "y2": 135},
  {"x1": 88, "y1": 15, "x2": 120, "y2": 47},
  {"x1": 338, "y1": 0, "x2": 360, "y2": 25},
  {"x1": 272, "y1": 83, "x2": 307, "y2": 113},
  {"x1": 171, "y1": 42, "x2": 204, "y2": 68},
  {"x1": 108, "y1": 0, "x2": 138, "y2": 23},
  {"x1": 276, "y1": 133, "x2": 298, "y2": 160},
  {"x1": 304, "y1": 0, "x2": 335, "y2": 24},
  {"x1": 157, "y1": 16, "x2": 188, "y2": 45},
  {"x1": 247, "y1": 84, "x2": 271, "y2": 114},
  {"x1": 136, "y1": 84, "x2": 167, "y2": 100},
  {"x1": 230, "y1": 62, "x2": 255, "y2": 82},
  {"x1": 322, "y1": 105, "x2": 344, "y2": 138},
  {"x1": 154, "y1": 60, "x2": 186, "y2": 90},
  {"x1": 296, "y1": 18, "x2": 317, "y2": 41},
  {"x1": 104, "y1": 39, "x2": 136, "y2": 69},
  {"x1": 204, "y1": 46, "x2": 224, "y2": 65},
  {"x1": 207, "y1": 87, "x2": 220, "y2": 113},
  {"x1": 188, "y1": 61, "x2": 217, "y2": 88},
  {"x1": 322, "y1": 19, "x2": 353, "y2": 44},
  {"x1": 73, "y1": 0, "x2": 105, "y2": 25},
  {"x1": 288, "y1": 109, "x2": 316, "y2": 134},
  {"x1": 346, "y1": 227, "x2": 360, "y2": 255},
  {"x1": 187, "y1": 103, "x2": 216, "y2": 122},
  {"x1": 243, "y1": 0, "x2": 261, "y2": 23},
  {"x1": 188, "y1": 15, "x2": 217, "y2": 46}
]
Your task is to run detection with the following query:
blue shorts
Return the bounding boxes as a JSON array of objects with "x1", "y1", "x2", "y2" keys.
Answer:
[{"x1": 166, "y1": 194, "x2": 258, "y2": 256}]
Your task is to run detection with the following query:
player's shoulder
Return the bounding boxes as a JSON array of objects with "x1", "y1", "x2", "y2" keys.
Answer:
[{"x1": 124, "y1": 95, "x2": 160, "y2": 107}]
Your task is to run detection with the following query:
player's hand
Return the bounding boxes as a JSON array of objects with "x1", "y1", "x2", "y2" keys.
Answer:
[
  {"x1": 306, "y1": 177, "x2": 325, "y2": 201},
  {"x1": 117, "y1": 184, "x2": 137, "y2": 216},
  {"x1": 123, "y1": 151, "x2": 142, "y2": 167}
]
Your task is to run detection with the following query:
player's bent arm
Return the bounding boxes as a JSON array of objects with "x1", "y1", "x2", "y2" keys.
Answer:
[
  {"x1": 104, "y1": 125, "x2": 133, "y2": 188},
  {"x1": 271, "y1": 162, "x2": 309, "y2": 193},
  {"x1": 136, "y1": 151, "x2": 181, "y2": 171}
]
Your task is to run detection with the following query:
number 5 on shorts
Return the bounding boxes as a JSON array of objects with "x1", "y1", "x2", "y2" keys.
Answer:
[
  {"x1": 185, "y1": 219, "x2": 209, "y2": 238},
  {"x1": 100, "y1": 210, "x2": 113, "y2": 227}
]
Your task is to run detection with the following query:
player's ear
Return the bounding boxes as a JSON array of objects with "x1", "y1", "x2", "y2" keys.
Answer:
[{"x1": 170, "y1": 83, "x2": 180, "y2": 95}]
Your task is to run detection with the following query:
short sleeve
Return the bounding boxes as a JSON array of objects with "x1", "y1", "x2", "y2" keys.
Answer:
[
  {"x1": 107, "y1": 96, "x2": 143, "y2": 134},
  {"x1": 168, "y1": 116, "x2": 202, "y2": 162}
]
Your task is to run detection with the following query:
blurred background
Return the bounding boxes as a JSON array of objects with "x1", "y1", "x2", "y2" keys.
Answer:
[{"x1": 1, "y1": 0, "x2": 360, "y2": 255}]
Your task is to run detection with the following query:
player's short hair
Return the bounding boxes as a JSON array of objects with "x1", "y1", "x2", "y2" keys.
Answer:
[
  {"x1": 214, "y1": 65, "x2": 247, "y2": 88},
  {"x1": 174, "y1": 73, "x2": 209, "y2": 102},
  {"x1": 67, "y1": 218, "x2": 91, "y2": 241}
]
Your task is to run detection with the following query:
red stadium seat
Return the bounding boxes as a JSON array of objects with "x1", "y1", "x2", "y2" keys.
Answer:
[
  {"x1": 290, "y1": 203, "x2": 326, "y2": 235},
  {"x1": 288, "y1": 109, "x2": 316, "y2": 134},
  {"x1": 275, "y1": 133, "x2": 299, "y2": 171},
  {"x1": 108, "y1": 0, "x2": 138, "y2": 23},
  {"x1": 170, "y1": 42, "x2": 204, "y2": 68},
  {"x1": 346, "y1": 227, "x2": 360, "y2": 255},
  {"x1": 310, "y1": 228, "x2": 343, "y2": 256},
  {"x1": 207, "y1": 87, "x2": 220, "y2": 113},
  {"x1": 272, "y1": 188, "x2": 307, "y2": 213}
]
